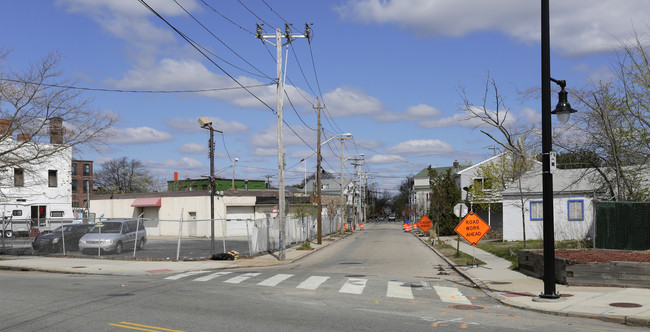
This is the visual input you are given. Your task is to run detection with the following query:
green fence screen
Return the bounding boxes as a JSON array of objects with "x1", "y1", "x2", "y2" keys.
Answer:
[{"x1": 595, "y1": 202, "x2": 650, "y2": 250}]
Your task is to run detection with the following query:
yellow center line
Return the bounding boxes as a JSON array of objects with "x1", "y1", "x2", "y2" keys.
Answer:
[{"x1": 109, "y1": 322, "x2": 186, "y2": 332}]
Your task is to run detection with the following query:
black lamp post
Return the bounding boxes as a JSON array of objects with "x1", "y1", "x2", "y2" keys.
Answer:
[{"x1": 540, "y1": 0, "x2": 578, "y2": 299}]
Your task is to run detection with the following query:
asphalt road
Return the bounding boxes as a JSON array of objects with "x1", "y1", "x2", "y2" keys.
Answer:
[{"x1": 0, "y1": 223, "x2": 642, "y2": 331}]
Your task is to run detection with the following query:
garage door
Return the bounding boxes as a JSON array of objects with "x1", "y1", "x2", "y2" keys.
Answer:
[{"x1": 226, "y1": 206, "x2": 254, "y2": 236}]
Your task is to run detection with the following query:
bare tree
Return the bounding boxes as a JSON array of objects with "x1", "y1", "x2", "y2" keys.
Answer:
[
  {"x1": 560, "y1": 30, "x2": 650, "y2": 201},
  {"x1": 94, "y1": 157, "x2": 154, "y2": 193},
  {"x1": 0, "y1": 50, "x2": 115, "y2": 175},
  {"x1": 460, "y1": 75, "x2": 537, "y2": 246}
]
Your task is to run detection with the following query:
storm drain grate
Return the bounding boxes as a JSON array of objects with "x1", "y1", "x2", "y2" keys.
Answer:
[{"x1": 609, "y1": 302, "x2": 642, "y2": 308}]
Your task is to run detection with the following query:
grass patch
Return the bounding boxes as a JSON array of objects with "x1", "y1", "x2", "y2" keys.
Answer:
[
  {"x1": 434, "y1": 243, "x2": 486, "y2": 266},
  {"x1": 299, "y1": 242, "x2": 312, "y2": 249},
  {"x1": 476, "y1": 239, "x2": 593, "y2": 269}
]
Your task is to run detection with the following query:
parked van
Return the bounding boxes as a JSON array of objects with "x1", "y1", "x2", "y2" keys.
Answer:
[{"x1": 78, "y1": 219, "x2": 146, "y2": 254}]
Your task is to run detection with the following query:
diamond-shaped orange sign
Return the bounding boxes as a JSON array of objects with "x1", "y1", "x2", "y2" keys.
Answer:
[
  {"x1": 417, "y1": 215, "x2": 433, "y2": 233},
  {"x1": 454, "y1": 211, "x2": 491, "y2": 246}
]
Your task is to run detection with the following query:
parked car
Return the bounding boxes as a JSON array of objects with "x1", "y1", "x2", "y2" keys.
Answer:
[
  {"x1": 388, "y1": 214, "x2": 396, "y2": 221},
  {"x1": 78, "y1": 219, "x2": 146, "y2": 255},
  {"x1": 32, "y1": 224, "x2": 93, "y2": 252},
  {"x1": 377, "y1": 216, "x2": 385, "y2": 221}
]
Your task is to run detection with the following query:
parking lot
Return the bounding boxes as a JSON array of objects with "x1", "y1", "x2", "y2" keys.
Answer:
[{"x1": 0, "y1": 236, "x2": 251, "y2": 260}]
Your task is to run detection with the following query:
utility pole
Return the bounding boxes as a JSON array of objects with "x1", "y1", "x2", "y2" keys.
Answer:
[
  {"x1": 339, "y1": 135, "x2": 351, "y2": 235},
  {"x1": 350, "y1": 157, "x2": 364, "y2": 230},
  {"x1": 316, "y1": 100, "x2": 323, "y2": 244},
  {"x1": 257, "y1": 23, "x2": 311, "y2": 261}
]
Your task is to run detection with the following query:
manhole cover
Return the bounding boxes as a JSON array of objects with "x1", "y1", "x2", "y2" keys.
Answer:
[
  {"x1": 339, "y1": 262, "x2": 362, "y2": 265},
  {"x1": 448, "y1": 304, "x2": 487, "y2": 310},
  {"x1": 345, "y1": 274, "x2": 366, "y2": 278},
  {"x1": 560, "y1": 293, "x2": 573, "y2": 297},
  {"x1": 71, "y1": 266, "x2": 86, "y2": 269},
  {"x1": 107, "y1": 293, "x2": 134, "y2": 297},
  {"x1": 609, "y1": 302, "x2": 642, "y2": 308}
]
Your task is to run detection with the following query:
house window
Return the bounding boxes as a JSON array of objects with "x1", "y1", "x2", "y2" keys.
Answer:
[
  {"x1": 48, "y1": 170, "x2": 58, "y2": 187},
  {"x1": 14, "y1": 168, "x2": 24, "y2": 187},
  {"x1": 568, "y1": 200, "x2": 584, "y2": 221},
  {"x1": 83, "y1": 164, "x2": 90, "y2": 176},
  {"x1": 83, "y1": 180, "x2": 90, "y2": 193},
  {"x1": 50, "y1": 211, "x2": 64, "y2": 217},
  {"x1": 530, "y1": 201, "x2": 543, "y2": 221},
  {"x1": 71, "y1": 163, "x2": 77, "y2": 176},
  {"x1": 72, "y1": 179, "x2": 78, "y2": 192},
  {"x1": 12, "y1": 210, "x2": 22, "y2": 216}
]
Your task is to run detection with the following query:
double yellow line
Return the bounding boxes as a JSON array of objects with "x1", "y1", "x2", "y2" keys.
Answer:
[{"x1": 109, "y1": 321, "x2": 186, "y2": 332}]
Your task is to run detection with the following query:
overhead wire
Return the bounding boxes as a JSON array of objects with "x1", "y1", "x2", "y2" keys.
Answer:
[
  {"x1": 173, "y1": 0, "x2": 272, "y2": 80},
  {"x1": 137, "y1": 0, "x2": 275, "y2": 113},
  {"x1": 0, "y1": 78, "x2": 273, "y2": 94}
]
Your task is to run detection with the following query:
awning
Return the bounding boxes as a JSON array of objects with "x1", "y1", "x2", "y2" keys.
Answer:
[{"x1": 131, "y1": 197, "x2": 161, "y2": 207}]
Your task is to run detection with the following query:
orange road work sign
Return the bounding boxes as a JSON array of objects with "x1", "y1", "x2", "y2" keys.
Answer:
[
  {"x1": 454, "y1": 211, "x2": 491, "y2": 246},
  {"x1": 417, "y1": 215, "x2": 433, "y2": 233}
]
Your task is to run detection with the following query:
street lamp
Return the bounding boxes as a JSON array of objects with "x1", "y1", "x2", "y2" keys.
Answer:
[
  {"x1": 540, "y1": 0, "x2": 578, "y2": 299},
  {"x1": 232, "y1": 157, "x2": 239, "y2": 190},
  {"x1": 198, "y1": 116, "x2": 222, "y2": 257},
  {"x1": 317, "y1": 133, "x2": 352, "y2": 244}
]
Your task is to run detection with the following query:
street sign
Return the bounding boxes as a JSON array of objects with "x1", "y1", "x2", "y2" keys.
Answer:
[
  {"x1": 417, "y1": 215, "x2": 433, "y2": 233},
  {"x1": 454, "y1": 203, "x2": 468, "y2": 218},
  {"x1": 454, "y1": 211, "x2": 491, "y2": 246}
]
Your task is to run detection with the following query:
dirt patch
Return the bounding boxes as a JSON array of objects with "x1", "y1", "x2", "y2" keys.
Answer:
[{"x1": 549, "y1": 249, "x2": 650, "y2": 264}]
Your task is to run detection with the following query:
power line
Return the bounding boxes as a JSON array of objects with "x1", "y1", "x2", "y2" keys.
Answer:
[
  {"x1": 137, "y1": 0, "x2": 275, "y2": 113},
  {"x1": 173, "y1": 0, "x2": 272, "y2": 80},
  {"x1": 0, "y1": 78, "x2": 272, "y2": 94}
]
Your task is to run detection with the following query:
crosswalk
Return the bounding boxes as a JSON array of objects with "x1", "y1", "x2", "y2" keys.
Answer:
[{"x1": 164, "y1": 271, "x2": 475, "y2": 304}]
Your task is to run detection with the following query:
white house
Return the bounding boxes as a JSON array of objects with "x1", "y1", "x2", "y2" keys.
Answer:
[
  {"x1": 501, "y1": 168, "x2": 607, "y2": 241},
  {"x1": 0, "y1": 118, "x2": 73, "y2": 236},
  {"x1": 90, "y1": 190, "x2": 280, "y2": 237}
]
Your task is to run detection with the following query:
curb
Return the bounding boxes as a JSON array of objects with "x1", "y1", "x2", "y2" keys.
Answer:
[{"x1": 411, "y1": 233, "x2": 650, "y2": 328}]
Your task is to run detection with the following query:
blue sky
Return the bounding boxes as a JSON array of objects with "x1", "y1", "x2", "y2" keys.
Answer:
[{"x1": 1, "y1": 0, "x2": 648, "y2": 193}]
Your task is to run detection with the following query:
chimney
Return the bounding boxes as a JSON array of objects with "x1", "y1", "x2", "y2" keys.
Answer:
[
  {"x1": 17, "y1": 133, "x2": 30, "y2": 142},
  {"x1": 453, "y1": 160, "x2": 459, "y2": 168},
  {"x1": 0, "y1": 119, "x2": 11, "y2": 137},
  {"x1": 174, "y1": 172, "x2": 178, "y2": 181},
  {"x1": 49, "y1": 117, "x2": 64, "y2": 144}
]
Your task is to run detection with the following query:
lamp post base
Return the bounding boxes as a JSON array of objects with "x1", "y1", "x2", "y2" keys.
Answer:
[{"x1": 537, "y1": 292, "x2": 562, "y2": 300}]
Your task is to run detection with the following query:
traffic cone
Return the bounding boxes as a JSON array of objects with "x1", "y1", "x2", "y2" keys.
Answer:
[{"x1": 360, "y1": 224, "x2": 364, "y2": 231}]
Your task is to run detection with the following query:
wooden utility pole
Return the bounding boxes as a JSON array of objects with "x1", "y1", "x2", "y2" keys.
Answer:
[
  {"x1": 257, "y1": 23, "x2": 311, "y2": 260},
  {"x1": 316, "y1": 100, "x2": 323, "y2": 244}
]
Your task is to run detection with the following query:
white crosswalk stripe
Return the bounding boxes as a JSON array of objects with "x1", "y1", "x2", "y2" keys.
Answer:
[
  {"x1": 224, "y1": 272, "x2": 260, "y2": 284},
  {"x1": 164, "y1": 271, "x2": 209, "y2": 280},
  {"x1": 164, "y1": 271, "x2": 473, "y2": 304},
  {"x1": 434, "y1": 285, "x2": 471, "y2": 304},
  {"x1": 296, "y1": 276, "x2": 330, "y2": 290},
  {"x1": 193, "y1": 271, "x2": 232, "y2": 282},
  {"x1": 339, "y1": 278, "x2": 367, "y2": 295},
  {"x1": 386, "y1": 281, "x2": 414, "y2": 299},
  {"x1": 257, "y1": 274, "x2": 293, "y2": 286}
]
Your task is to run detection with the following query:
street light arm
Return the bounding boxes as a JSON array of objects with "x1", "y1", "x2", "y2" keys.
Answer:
[
  {"x1": 321, "y1": 133, "x2": 352, "y2": 146},
  {"x1": 549, "y1": 77, "x2": 566, "y2": 89}
]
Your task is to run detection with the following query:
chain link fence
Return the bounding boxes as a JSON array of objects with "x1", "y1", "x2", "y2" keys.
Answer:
[{"x1": 1, "y1": 214, "x2": 343, "y2": 259}]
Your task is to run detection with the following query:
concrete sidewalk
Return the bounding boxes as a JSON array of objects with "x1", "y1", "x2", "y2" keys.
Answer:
[{"x1": 429, "y1": 236, "x2": 650, "y2": 327}]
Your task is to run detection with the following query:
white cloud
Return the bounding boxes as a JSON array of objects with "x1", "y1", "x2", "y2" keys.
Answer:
[
  {"x1": 519, "y1": 107, "x2": 540, "y2": 125},
  {"x1": 386, "y1": 139, "x2": 454, "y2": 156},
  {"x1": 368, "y1": 154, "x2": 406, "y2": 164},
  {"x1": 177, "y1": 143, "x2": 206, "y2": 155},
  {"x1": 323, "y1": 87, "x2": 385, "y2": 117},
  {"x1": 164, "y1": 117, "x2": 249, "y2": 134},
  {"x1": 58, "y1": 0, "x2": 200, "y2": 65},
  {"x1": 108, "y1": 127, "x2": 173, "y2": 144},
  {"x1": 337, "y1": 0, "x2": 650, "y2": 56},
  {"x1": 252, "y1": 147, "x2": 277, "y2": 157},
  {"x1": 146, "y1": 157, "x2": 203, "y2": 170}
]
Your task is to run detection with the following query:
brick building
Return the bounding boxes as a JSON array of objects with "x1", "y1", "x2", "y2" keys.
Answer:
[{"x1": 71, "y1": 160, "x2": 93, "y2": 208}]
